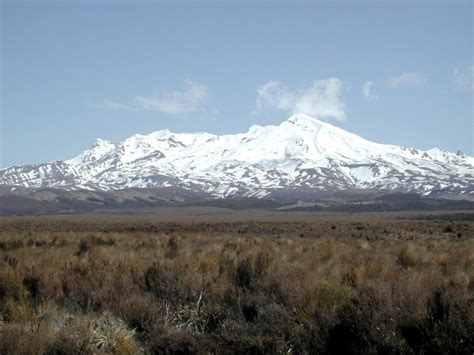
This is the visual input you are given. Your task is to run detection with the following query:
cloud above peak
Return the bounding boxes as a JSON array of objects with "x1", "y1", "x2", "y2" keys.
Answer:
[
  {"x1": 99, "y1": 80, "x2": 210, "y2": 114},
  {"x1": 134, "y1": 80, "x2": 208, "y2": 114},
  {"x1": 387, "y1": 72, "x2": 425, "y2": 88},
  {"x1": 362, "y1": 81, "x2": 378, "y2": 101},
  {"x1": 256, "y1": 78, "x2": 346, "y2": 121},
  {"x1": 454, "y1": 65, "x2": 474, "y2": 91}
]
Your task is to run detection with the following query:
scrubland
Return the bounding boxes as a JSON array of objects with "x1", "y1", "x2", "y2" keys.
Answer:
[{"x1": 0, "y1": 212, "x2": 473, "y2": 354}]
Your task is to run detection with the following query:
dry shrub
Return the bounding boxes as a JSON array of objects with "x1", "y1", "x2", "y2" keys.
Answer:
[
  {"x1": 0, "y1": 325, "x2": 51, "y2": 355},
  {"x1": 297, "y1": 282, "x2": 353, "y2": 322},
  {"x1": 0, "y1": 216, "x2": 472, "y2": 354},
  {"x1": 0, "y1": 266, "x2": 25, "y2": 303},
  {"x1": 89, "y1": 312, "x2": 139, "y2": 353},
  {"x1": 397, "y1": 244, "x2": 418, "y2": 268},
  {"x1": 60, "y1": 254, "x2": 132, "y2": 311},
  {"x1": 401, "y1": 286, "x2": 474, "y2": 354},
  {"x1": 61, "y1": 260, "x2": 105, "y2": 311},
  {"x1": 147, "y1": 329, "x2": 198, "y2": 355},
  {"x1": 171, "y1": 298, "x2": 220, "y2": 335},
  {"x1": 324, "y1": 287, "x2": 407, "y2": 354},
  {"x1": 23, "y1": 268, "x2": 63, "y2": 303},
  {"x1": 143, "y1": 262, "x2": 192, "y2": 303},
  {"x1": 46, "y1": 324, "x2": 91, "y2": 355},
  {"x1": 232, "y1": 251, "x2": 270, "y2": 292},
  {"x1": 165, "y1": 236, "x2": 180, "y2": 259},
  {"x1": 76, "y1": 239, "x2": 94, "y2": 256},
  {"x1": 1, "y1": 298, "x2": 36, "y2": 323},
  {"x1": 115, "y1": 293, "x2": 165, "y2": 337},
  {"x1": 211, "y1": 333, "x2": 280, "y2": 354},
  {"x1": 4, "y1": 254, "x2": 18, "y2": 269},
  {"x1": 0, "y1": 239, "x2": 24, "y2": 252}
]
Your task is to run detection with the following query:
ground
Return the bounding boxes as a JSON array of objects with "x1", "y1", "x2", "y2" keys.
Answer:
[{"x1": 0, "y1": 208, "x2": 473, "y2": 354}]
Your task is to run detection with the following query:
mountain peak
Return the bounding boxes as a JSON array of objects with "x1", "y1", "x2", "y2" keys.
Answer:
[
  {"x1": 95, "y1": 138, "x2": 113, "y2": 146},
  {"x1": 1, "y1": 115, "x2": 473, "y2": 199},
  {"x1": 149, "y1": 128, "x2": 172, "y2": 138},
  {"x1": 286, "y1": 112, "x2": 327, "y2": 125}
]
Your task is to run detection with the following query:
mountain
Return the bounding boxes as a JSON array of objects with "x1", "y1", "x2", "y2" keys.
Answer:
[{"x1": 1, "y1": 113, "x2": 473, "y2": 200}]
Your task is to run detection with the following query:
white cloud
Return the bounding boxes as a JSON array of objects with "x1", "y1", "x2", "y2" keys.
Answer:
[
  {"x1": 454, "y1": 66, "x2": 474, "y2": 91},
  {"x1": 134, "y1": 80, "x2": 208, "y2": 113},
  {"x1": 362, "y1": 81, "x2": 378, "y2": 101},
  {"x1": 97, "y1": 100, "x2": 135, "y2": 111},
  {"x1": 99, "y1": 80, "x2": 209, "y2": 114},
  {"x1": 387, "y1": 72, "x2": 425, "y2": 88},
  {"x1": 256, "y1": 78, "x2": 346, "y2": 121}
]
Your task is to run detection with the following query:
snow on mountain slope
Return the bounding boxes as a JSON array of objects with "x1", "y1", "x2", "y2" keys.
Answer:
[{"x1": 1, "y1": 113, "x2": 473, "y2": 198}]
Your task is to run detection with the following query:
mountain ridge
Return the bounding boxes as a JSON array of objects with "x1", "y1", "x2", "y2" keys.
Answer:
[{"x1": 1, "y1": 113, "x2": 473, "y2": 199}]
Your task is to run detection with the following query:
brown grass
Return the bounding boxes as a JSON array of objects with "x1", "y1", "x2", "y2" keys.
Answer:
[{"x1": 0, "y1": 214, "x2": 473, "y2": 354}]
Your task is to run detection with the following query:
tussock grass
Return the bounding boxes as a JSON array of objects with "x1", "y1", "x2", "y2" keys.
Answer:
[{"x1": 0, "y1": 216, "x2": 473, "y2": 353}]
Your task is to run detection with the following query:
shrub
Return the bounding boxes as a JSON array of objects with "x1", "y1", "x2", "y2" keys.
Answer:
[
  {"x1": 233, "y1": 252, "x2": 270, "y2": 292},
  {"x1": 0, "y1": 216, "x2": 472, "y2": 354},
  {"x1": 23, "y1": 274, "x2": 41, "y2": 300},
  {"x1": 61, "y1": 259, "x2": 110, "y2": 311},
  {"x1": 147, "y1": 330, "x2": 198, "y2": 355},
  {"x1": 77, "y1": 239, "x2": 94, "y2": 256},
  {"x1": 89, "y1": 312, "x2": 138, "y2": 353},
  {"x1": 401, "y1": 287, "x2": 474, "y2": 354},
  {"x1": 143, "y1": 263, "x2": 188, "y2": 303},
  {"x1": 46, "y1": 326, "x2": 91, "y2": 355},
  {"x1": 326, "y1": 288, "x2": 406, "y2": 354},
  {"x1": 0, "y1": 267, "x2": 25, "y2": 303},
  {"x1": 115, "y1": 293, "x2": 165, "y2": 337},
  {"x1": 397, "y1": 245, "x2": 418, "y2": 268},
  {"x1": 0, "y1": 326, "x2": 51, "y2": 355},
  {"x1": 165, "y1": 236, "x2": 180, "y2": 259}
]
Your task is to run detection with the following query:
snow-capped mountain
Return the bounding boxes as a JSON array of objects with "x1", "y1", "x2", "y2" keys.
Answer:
[{"x1": 1, "y1": 113, "x2": 473, "y2": 199}]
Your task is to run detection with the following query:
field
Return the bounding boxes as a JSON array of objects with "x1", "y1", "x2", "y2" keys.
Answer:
[{"x1": 0, "y1": 208, "x2": 473, "y2": 354}]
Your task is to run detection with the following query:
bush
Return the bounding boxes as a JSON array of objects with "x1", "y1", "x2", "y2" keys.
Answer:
[
  {"x1": 115, "y1": 293, "x2": 164, "y2": 337},
  {"x1": 0, "y1": 267, "x2": 24, "y2": 303},
  {"x1": 0, "y1": 326, "x2": 51, "y2": 355},
  {"x1": 401, "y1": 287, "x2": 474, "y2": 354},
  {"x1": 148, "y1": 330, "x2": 198, "y2": 355},
  {"x1": 143, "y1": 263, "x2": 190, "y2": 303},
  {"x1": 0, "y1": 217, "x2": 472, "y2": 354},
  {"x1": 46, "y1": 326, "x2": 91, "y2": 355}
]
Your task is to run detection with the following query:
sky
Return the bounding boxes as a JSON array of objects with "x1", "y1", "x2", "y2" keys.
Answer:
[{"x1": 1, "y1": 0, "x2": 473, "y2": 168}]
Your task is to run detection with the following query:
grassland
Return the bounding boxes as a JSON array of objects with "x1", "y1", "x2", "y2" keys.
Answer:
[{"x1": 0, "y1": 209, "x2": 473, "y2": 354}]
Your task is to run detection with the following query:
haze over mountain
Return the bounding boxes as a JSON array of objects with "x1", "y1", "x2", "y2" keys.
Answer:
[{"x1": 1, "y1": 113, "x2": 473, "y2": 202}]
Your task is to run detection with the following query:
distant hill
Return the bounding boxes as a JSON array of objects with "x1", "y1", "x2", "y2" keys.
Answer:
[{"x1": 1, "y1": 187, "x2": 473, "y2": 216}]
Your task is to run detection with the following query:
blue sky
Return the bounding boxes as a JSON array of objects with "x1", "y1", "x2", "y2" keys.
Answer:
[{"x1": 1, "y1": 1, "x2": 473, "y2": 168}]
